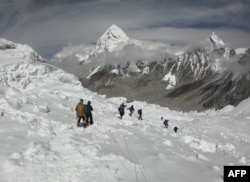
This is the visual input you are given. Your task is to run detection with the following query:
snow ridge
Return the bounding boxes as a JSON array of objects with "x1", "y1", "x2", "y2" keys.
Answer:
[{"x1": 0, "y1": 38, "x2": 42, "y2": 66}]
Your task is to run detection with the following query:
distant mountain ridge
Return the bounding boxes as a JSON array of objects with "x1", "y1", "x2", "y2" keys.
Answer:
[{"x1": 52, "y1": 25, "x2": 250, "y2": 111}]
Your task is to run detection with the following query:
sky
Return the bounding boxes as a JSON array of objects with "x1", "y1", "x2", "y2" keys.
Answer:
[{"x1": 0, "y1": 0, "x2": 250, "y2": 58}]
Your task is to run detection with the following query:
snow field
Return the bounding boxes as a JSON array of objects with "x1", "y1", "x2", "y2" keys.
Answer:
[{"x1": 0, "y1": 62, "x2": 249, "y2": 182}]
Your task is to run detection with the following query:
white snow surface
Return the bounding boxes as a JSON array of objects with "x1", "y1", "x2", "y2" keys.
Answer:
[
  {"x1": 0, "y1": 60, "x2": 250, "y2": 182},
  {"x1": 0, "y1": 38, "x2": 40, "y2": 66}
]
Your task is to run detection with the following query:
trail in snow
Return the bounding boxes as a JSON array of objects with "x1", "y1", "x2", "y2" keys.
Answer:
[{"x1": 0, "y1": 62, "x2": 250, "y2": 182}]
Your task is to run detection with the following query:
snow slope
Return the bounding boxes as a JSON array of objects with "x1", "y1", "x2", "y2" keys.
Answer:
[
  {"x1": 0, "y1": 61, "x2": 250, "y2": 182},
  {"x1": 0, "y1": 38, "x2": 41, "y2": 65}
]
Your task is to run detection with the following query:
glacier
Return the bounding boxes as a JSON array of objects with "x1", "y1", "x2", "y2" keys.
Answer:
[{"x1": 0, "y1": 38, "x2": 250, "y2": 182}]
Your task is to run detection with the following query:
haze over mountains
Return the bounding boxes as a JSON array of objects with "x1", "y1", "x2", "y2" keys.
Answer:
[{"x1": 51, "y1": 24, "x2": 250, "y2": 111}]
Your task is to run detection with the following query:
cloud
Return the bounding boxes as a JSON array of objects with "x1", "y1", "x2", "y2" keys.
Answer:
[
  {"x1": 128, "y1": 26, "x2": 250, "y2": 49},
  {"x1": 217, "y1": 49, "x2": 250, "y2": 76},
  {"x1": 92, "y1": 43, "x2": 170, "y2": 65},
  {"x1": 52, "y1": 40, "x2": 174, "y2": 77},
  {"x1": 0, "y1": 0, "x2": 249, "y2": 58}
]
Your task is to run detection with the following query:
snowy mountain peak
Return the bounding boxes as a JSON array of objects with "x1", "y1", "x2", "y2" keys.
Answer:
[
  {"x1": 102, "y1": 24, "x2": 129, "y2": 42},
  {"x1": 94, "y1": 24, "x2": 129, "y2": 54},
  {"x1": 208, "y1": 32, "x2": 225, "y2": 47}
]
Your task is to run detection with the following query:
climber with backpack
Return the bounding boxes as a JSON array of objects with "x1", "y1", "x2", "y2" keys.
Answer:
[
  {"x1": 128, "y1": 105, "x2": 134, "y2": 116},
  {"x1": 161, "y1": 117, "x2": 169, "y2": 128},
  {"x1": 163, "y1": 119, "x2": 169, "y2": 128},
  {"x1": 75, "y1": 99, "x2": 87, "y2": 127},
  {"x1": 138, "y1": 109, "x2": 143, "y2": 120},
  {"x1": 118, "y1": 103, "x2": 126, "y2": 119},
  {"x1": 85, "y1": 101, "x2": 94, "y2": 125}
]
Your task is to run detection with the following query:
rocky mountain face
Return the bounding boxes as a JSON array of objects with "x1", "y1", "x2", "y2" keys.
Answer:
[{"x1": 53, "y1": 25, "x2": 250, "y2": 111}]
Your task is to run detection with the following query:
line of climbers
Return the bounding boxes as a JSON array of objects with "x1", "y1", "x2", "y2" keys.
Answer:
[
  {"x1": 118, "y1": 103, "x2": 178, "y2": 133},
  {"x1": 75, "y1": 99, "x2": 178, "y2": 133},
  {"x1": 118, "y1": 103, "x2": 142, "y2": 120}
]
